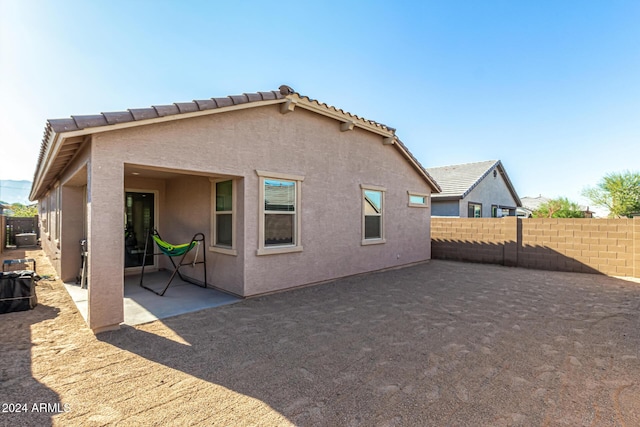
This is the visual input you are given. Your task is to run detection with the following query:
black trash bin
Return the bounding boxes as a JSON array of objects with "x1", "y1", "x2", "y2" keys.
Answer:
[{"x1": 0, "y1": 270, "x2": 37, "y2": 314}]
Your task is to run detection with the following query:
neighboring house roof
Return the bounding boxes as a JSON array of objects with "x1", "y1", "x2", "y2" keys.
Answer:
[
  {"x1": 518, "y1": 195, "x2": 595, "y2": 217},
  {"x1": 30, "y1": 85, "x2": 440, "y2": 200},
  {"x1": 426, "y1": 160, "x2": 521, "y2": 206},
  {"x1": 520, "y1": 195, "x2": 550, "y2": 211}
]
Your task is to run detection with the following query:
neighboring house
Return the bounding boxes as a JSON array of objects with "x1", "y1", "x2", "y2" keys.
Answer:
[
  {"x1": 29, "y1": 84, "x2": 441, "y2": 333},
  {"x1": 517, "y1": 195, "x2": 594, "y2": 218},
  {"x1": 426, "y1": 160, "x2": 521, "y2": 218}
]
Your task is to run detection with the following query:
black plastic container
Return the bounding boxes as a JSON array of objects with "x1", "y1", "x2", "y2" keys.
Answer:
[{"x1": 0, "y1": 270, "x2": 37, "y2": 314}]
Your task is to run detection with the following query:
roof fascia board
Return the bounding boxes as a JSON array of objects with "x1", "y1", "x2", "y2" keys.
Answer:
[
  {"x1": 460, "y1": 161, "x2": 498, "y2": 199},
  {"x1": 392, "y1": 140, "x2": 441, "y2": 192},
  {"x1": 58, "y1": 99, "x2": 285, "y2": 140},
  {"x1": 496, "y1": 162, "x2": 522, "y2": 206},
  {"x1": 290, "y1": 95, "x2": 394, "y2": 138},
  {"x1": 30, "y1": 131, "x2": 62, "y2": 200},
  {"x1": 29, "y1": 99, "x2": 284, "y2": 199},
  {"x1": 431, "y1": 195, "x2": 462, "y2": 201}
]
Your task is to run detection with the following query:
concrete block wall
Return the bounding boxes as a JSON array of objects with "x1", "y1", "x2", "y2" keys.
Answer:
[
  {"x1": 0, "y1": 215, "x2": 5, "y2": 253},
  {"x1": 432, "y1": 217, "x2": 640, "y2": 278},
  {"x1": 431, "y1": 218, "x2": 505, "y2": 264}
]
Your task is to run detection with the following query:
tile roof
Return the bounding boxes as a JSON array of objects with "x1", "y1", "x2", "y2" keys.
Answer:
[
  {"x1": 520, "y1": 195, "x2": 551, "y2": 211},
  {"x1": 45, "y1": 90, "x2": 286, "y2": 134},
  {"x1": 426, "y1": 160, "x2": 520, "y2": 206},
  {"x1": 31, "y1": 85, "x2": 439, "y2": 200},
  {"x1": 426, "y1": 160, "x2": 500, "y2": 199}
]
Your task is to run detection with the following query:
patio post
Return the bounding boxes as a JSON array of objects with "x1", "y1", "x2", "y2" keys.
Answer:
[{"x1": 86, "y1": 154, "x2": 125, "y2": 333}]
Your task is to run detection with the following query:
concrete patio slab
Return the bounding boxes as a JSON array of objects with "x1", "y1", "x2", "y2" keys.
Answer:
[{"x1": 63, "y1": 270, "x2": 240, "y2": 326}]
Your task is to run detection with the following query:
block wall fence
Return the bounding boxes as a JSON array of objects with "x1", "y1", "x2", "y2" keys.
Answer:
[
  {"x1": 431, "y1": 217, "x2": 640, "y2": 278},
  {"x1": 0, "y1": 215, "x2": 5, "y2": 254}
]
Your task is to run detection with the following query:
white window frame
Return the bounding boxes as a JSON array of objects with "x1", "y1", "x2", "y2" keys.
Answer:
[
  {"x1": 48, "y1": 188, "x2": 56, "y2": 241},
  {"x1": 54, "y1": 184, "x2": 61, "y2": 248},
  {"x1": 256, "y1": 170, "x2": 304, "y2": 256},
  {"x1": 40, "y1": 196, "x2": 48, "y2": 234},
  {"x1": 408, "y1": 191, "x2": 429, "y2": 208},
  {"x1": 468, "y1": 202, "x2": 482, "y2": 218},
  {"x1": 361, "y1": 184, "x2": 386, "y2": 245},
  {"x1": 210, "y1": 178, "x2": 237, "y2": 256}
]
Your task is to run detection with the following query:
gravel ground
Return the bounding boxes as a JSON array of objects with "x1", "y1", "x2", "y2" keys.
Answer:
[{"x1": 1, "y1": 248, "x2": 639, "y2": 426}]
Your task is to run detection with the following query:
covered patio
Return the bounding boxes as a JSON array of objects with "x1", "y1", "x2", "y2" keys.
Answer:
[{"x1": 64, "y1": 270, "x2": 240, "y2": 326}]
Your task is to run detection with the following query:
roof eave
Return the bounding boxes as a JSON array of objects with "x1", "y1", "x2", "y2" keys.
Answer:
[
  {"x1": 29, "y1": 98, "x2": 286, "y2": 200},
  {"x1": 30, "y1": 86, "x2": 441, "y2": 199},
  {"x1": 495, "y1": 162, "x2": 522, "y2": 207},
  {"x1": 431, "y1": 195, "x2": 462, "y2": 201}
]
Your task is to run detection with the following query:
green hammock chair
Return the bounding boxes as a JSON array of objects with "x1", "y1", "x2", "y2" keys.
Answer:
[
  {"x1": 139, "y1": 228, "x2": 208, "y2": 296},
  {"x1": 151, "y1": 234, "x2": 197, "y2": 257}
]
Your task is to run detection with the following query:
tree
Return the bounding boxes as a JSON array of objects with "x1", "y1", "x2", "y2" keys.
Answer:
[
  {"x1": 582, "y1": 171, "x2": 640, "y2": 218},
  {"x1": 531, "y1": 197, "x2": 585, "y2": 218},
  {"x1": 8, "y1": 203, "x2": 38, "y2": 217}
]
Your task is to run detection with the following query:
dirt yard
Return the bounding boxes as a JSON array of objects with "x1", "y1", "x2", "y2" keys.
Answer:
[{"x1": 1, "y1": 248, "x2": 639, "y2": 426}]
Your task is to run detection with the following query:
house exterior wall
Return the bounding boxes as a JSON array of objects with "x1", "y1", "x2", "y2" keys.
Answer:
[
  {"x1": 241, "y1": 109, "x2": 432, "y2": 295},
  {"x1": 432, "y1": 200, "x2": 460, "y2": 217},
  {"x1": 40, "y1": 142, "x2": 92, "y2": 279},
  {"x1": 48, "y1": 103, "x2": 433, "y2": 331},
  {"x1": 459, "y1": 166, "x2": 518, "y2": 218},
  {"x1": 99, "y1": 105, "x2": 432, "y2": 292}
]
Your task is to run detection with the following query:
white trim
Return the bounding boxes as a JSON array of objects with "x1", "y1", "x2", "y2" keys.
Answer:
[
  {"x1": 408, "y1": 191, "x2": 430, "y2": 208},
  {"x1": 340, "y1": 121, "x2": 355, "y2": 132},
  {"x1": 292, "y1": 96, "x2": 394, "y2": 138},
  {"x1": 360, "y1": 183, "x2": 386, "y2": 192},
  {"x1": 361, "y1": 184, "x2": 386, "y2": 244},
  {"x1": 210, "y1": 178, "x2": 237, "y2": 256},
  {"x1": 209, "y1": 246, "x2": 238, "y2": 256},
  {"x1": 256, "y1": 170, "x2": 305, "y2": 182},
  {"x1": 256, "y1": 245, "x2": 303, "y2": 256},
  {"x1": 361, "y1": 238, "x2": 387, "y2": 246},
  {"x1": 256, "y1": 170, "x2": 304, "y2": 256}
]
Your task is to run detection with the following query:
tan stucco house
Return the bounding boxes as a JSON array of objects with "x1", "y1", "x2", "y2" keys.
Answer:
[{"x1": 30, "y1": 85, "x2": 440, "y2": 333}]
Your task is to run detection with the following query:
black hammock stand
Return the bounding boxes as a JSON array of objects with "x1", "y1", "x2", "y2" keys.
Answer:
[{"x1": 139, "y1": 228, "x2": 208, "y2": 296}]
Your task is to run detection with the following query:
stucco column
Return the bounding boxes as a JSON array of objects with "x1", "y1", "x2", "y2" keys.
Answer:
[{"x1": 86, "y1": 151, "x2": 124, "y2": 332}]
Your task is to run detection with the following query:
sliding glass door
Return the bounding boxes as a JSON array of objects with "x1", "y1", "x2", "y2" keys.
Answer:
[{"x1": 124, "y1": 191, "x2": 156, "y2": 268}]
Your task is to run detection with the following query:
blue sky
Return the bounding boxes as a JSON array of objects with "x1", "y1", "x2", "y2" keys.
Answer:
[{"x1": 1, "y1": 0, "x2": 638, "y2": 214}]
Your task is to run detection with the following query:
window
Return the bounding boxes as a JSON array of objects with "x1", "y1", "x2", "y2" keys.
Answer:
[
  {"x1": 491, "y1": 204, "x2": 498, "y2": 218},
  {"x1": 210, "y1": 179, "x2": 236, "y2": 255},
  {"x1": 257, "y1": 170, "x2": 304, "y2": 255},
  {"x1": 408, "y1": 191, "x2": 429, "y2": 208},
  {"x1": 40, "y1": 197, "x2": 48, "y2": 233},
  {"x1": 362, "y1": 184, "x2": 386, "y2": 244},
  {"x1": 54, "y1": 185, "x2": 61, "y2": 245},
  {"x1": 468, "y1": 202, "x2": 482, "y2": 218}
]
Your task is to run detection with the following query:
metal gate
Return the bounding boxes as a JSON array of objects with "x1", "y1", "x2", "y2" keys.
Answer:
[{"x1": 4, "y1": 216, "x2": 39, "y2": 247}]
